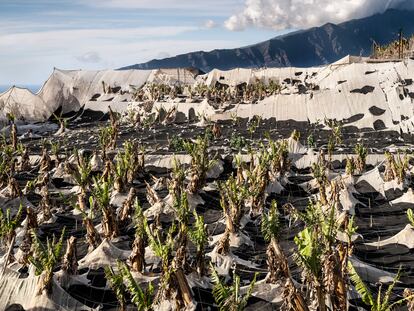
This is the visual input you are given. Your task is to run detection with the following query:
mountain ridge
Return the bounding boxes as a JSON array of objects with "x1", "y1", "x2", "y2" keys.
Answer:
[{"x1": 121, "y1": 9, "x2": 414, "y2": 72}]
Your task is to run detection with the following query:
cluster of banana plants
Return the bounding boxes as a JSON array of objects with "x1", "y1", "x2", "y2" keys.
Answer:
[
  {"x1": 346, "y1": 143, "x2": 368, "y2": 176},
  {"x1": 113, "y1": 140, "x2": 145, "y2": 192},
  {"x1": 384, "y1": 150, "x2": 409, "y2": 183},
  {"x1": 131, "y1": 79, "x2": 281, "y2": 107},
  {"x1": 0, "y1": 122, "x2": 32, "y2": 194},
  {"x1": 133, "y1": 83, "x2": 183, "y2": 102}
]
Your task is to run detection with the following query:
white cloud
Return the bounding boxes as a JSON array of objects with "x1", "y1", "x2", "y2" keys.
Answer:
[
  {"x1": 225, "y1": 0, "x2": 414, "y2": 31},
  {"x1": 204, "y1": 19, "x2": 217, "y2": 29},
  {"x1": 76, "y1": 51, "x2": 102, "y2": 63}
]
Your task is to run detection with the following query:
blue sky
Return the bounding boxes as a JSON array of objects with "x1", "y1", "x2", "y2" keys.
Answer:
[
  {"x1": 0, "y1": 0, "x2": 283, "y2": 85},
  {"x1": 0, "y1": 0, "x2": 407, "y2": 86}
]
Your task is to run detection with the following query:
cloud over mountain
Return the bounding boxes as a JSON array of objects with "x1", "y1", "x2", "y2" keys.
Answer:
[{"x1": 225, "y1": 0, "x2": 414, "y2": 31}]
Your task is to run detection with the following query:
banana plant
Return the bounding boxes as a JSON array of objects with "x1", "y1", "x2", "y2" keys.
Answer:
[
  {"x1": 18, "y1": 206, "x2": 39, "y2": 266},
  {"x1": 307, "y1": 133, "x2": 316, "y2": 148},
  {"x1": 50, "y1": 141, "x2": 61, "y2": 165},
  {"x1": 7, "y1": 174, "x2": 21, "y2": 199},
  {"x1": 146, "y1": 217, "x2": 193, "y2": 307},
  {"x1": 311, "y1": 160, "x2": 328, "y2": 205},
  {"x1": 92, "y1": 176, "x2": 119, "y2": 239},
  {"x1": 113, "y1": 148, "x2": 129, "y2": 192},
  {"x1": 39, "y1": 143, "x2": 52, "y2": 173},
  {"x1": 346, "y1": 157, "x2": 356, "y2": 176},
  {"x1": 146, "y1": 223, "x2": 175, "y2": 304},
  {"x1": 108, "y1": 105, "x2": 119, "y2": 149},
  {"x1": 122, "y1": 140, "x2": 145, "y2": 185},
  {"x1": 0, "y1": 203, "x2": 23, "y2": 250},
  {"x1": 262, "y1": 201, "x2": 309, "y2": 310},
  {"x1": 29, "y1": 228, "x2": 66, "y2": 295},
  {"x1": 290, "y1": 199, "x2": 351, "y2": 311},
  {"x1": 211, "y1": 263, "x2": 257, "y2": 311},
  {"x1": 354, "y1": 143, "x2": 368, "y2": 174},
  {"x1": 98, "y1": 126, "x2": 112, "y2": 159},
  {"x1": 111, "y1": 141, "x2": 144, "y2": 192},
  {"x1": 68, "y1": 149, "x2": 92, "y2": 199},
  {"x1": 261, "y1": 200, "x2": 285, "y2": 281},
  {"x1": 325, "y1": 119, "x2": 342, "y2": 163},
  {"x1": 174, "y1": 191, "x2": 190, "y2": 256},
  {"x1": 348, "y1": 263, "x2": 414, "y2": 311},
  {"x1": 290, "y1": 129, "x2": 301, "y2": 142},
  {"x1": 8, "y1": 113, "x2": 18, "y2": 151},
  {"x1": 188, "y1": 210, "x2": 208, "y2": 276},
  {"x1": 105, "y1": 262, "x2": 128, "y2": 311},
  {"x1": 119, "y1": 187, "x2": 137, "y2": 226},
  {"x1": 52, "y1": 112, "x2": 68, "y2": 135},
  {"x1": 216, "y1": 175, "x2": 249, "y2": 255},
  {"x1": 76, "y1": 201, "x2": 101, "y2": 253},
  {"x1": 107, "y1": 253, "x2": 154, "y2": 311},
  {"x1": 247, "y1": 115, "x2": 261, "y2": 139},
  {"x1": 17, "y1": 143, "x2": 31, "y2": 172},
  {"x1": 268, "y1": 139, "x2": 291, "y2": 176},
  {"x1": 129, "y1": 198, "x2": 146, "y2": 272},
  {"x1": 384, "y1": 151, "x2": 408, "y2": 183},
  {"x1": 168, "y1": 135, "x2": 186, "y2": 152},
  {"x1": 120, "y1": 260, "x2": 154, "y2": 311},
  {"x1": 39, "y1": 185, "x2": 52, "y2": 221},
  {"x1": 230, "y1": 112, "x2": 240, "y2": 127},
  {"x1": 62, "y1": 236, "x2": 78, "y2": 276},
  {"x1": 267, "y1": 79, "x2": 281, "y2": 95},
  {"x1": 126, "y1": 108, "x2": 141, "y2": 128},
  {"x1": 183, "y1": 135, "x2": 215, "y2": 194},
  {"x1": 168, "y1": 157, "x2": 186, "y2": 199},
  {"x1": 0, "y1": 155, "x2": 10, "y2": 188},
  {"x1": 245, "y1": 145, "x2": 271, "y2": 215},
  {"x1": 172, "y1": 190, "x2": 196, "y2": 306},
  {"x1": 219, "y1": 175, "x2": 249, "y2": 235}
]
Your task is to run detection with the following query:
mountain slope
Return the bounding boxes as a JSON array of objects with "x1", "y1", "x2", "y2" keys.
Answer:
[{"x1": 121, "y1": 9, "x2": 414, "y2": 72}]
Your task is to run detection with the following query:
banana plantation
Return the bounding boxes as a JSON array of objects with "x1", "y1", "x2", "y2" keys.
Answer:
[{"x1": 1, "y1": 96, "x2": 414, "y2": 311}]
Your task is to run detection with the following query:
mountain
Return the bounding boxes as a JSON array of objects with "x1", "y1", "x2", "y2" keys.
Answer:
[{"x1": 121, "y1": 9, "x2": 414, "y2": 72}]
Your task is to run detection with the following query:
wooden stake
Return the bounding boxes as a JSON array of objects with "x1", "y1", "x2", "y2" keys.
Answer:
[
  {"x1": 175, "y1": 268, "x2": 193, "y2": 306},
  {"x1": 1, "y1": 235, "x2": 15, "y2": 279}
]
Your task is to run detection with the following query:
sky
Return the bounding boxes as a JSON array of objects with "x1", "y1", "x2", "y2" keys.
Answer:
[{"x1": 0, "y1": 0, "x2": 412, "y2": 86}]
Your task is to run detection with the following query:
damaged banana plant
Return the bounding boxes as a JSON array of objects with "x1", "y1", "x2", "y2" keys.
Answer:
[
  {"x1": 29, "y1": 228, "x2": 66, "y2": 295},
  {"x1": 128, "y1": 198, "x2": 146, "y2": 273},
  {"x1": 261, "y1": 200, "x2": 309, "y2": 311},
  {"x1": 216, "y1": 175, "x2": 249, "y2": 255},
  {"x1": 91, "y1": 176, "x2": 119, "y2": 239},
  {"x1": 183, "y1": 135, "x2": 215, "y2": 194},
  {"x1": 286, "y1": 199, "x2": 356, "y2": 311}
]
